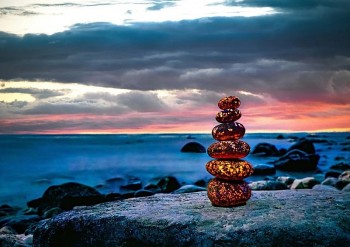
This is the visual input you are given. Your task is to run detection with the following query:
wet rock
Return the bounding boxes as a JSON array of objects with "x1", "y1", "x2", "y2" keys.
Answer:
[
  {"x1": 42, "y1": 207, "x2": 63, "y2": 219},
  {"x1": 180, "y1": 142, "x2": 206, "y2": 153},
  {"x1": 272, "y1": 150, "x2": 320, "y2": 171},
  {"x1": 27, "y1": 182, "x2": 103, "y2": 214},
  {"x1": 248, "y1": 181, "x2": 288, "y2": 190},
  {"x1": 0, "y1": 231, "x2": 33, "y2": 247},
  {"x1": 330, "y1": 162, "x2": 350, "y2": 171},
  {"x1": 339, "y1": 170, "x2": 350, "y2": 183},
  {"x1": 147, "y1": 176, "x2": 181, "y2": 193},
  {"x1": 251, "y1": 143, "x2": 279, "y2": 156},
  {"x1": 0, "y1": 214, "x2": 40, "y2": 234},
  {"x1": 287, "y1": 139, "x2": 315, "y2": 154},
  {"x1": 0, "y1": 205, "x2": 19, "y2": 217},
  {"x1": 105, "y1": 193, "x2": 122, "y2": 202},
  {"x1": 134, "y1": 190, "x2": 155, "y2": 198},
  {"x1": 275, "y1": 176, "x2": 296, "y2": 187},
  {"x1": 276, "y1": 134, "x2": 285, "y2": 139},
  {"x1": 172, "y1": 185, "x2": 206, "y2": 194},
  {"x1": 34, "y1": 191, "x2": 350, "y2": 246},
  {"x1": 252, "y1": 164, "x2": 276, "y2": 175},
  {"x1": 120, "y1": 176, "x2": 142, "y2": 191},
  {"x1": 194, "y1": 179, "x2": 207, "y2": 187},
  {"x1": 325, "y1": 170, "x2": 342, "y2": 178},
  {"x1": 321, "y1": 177, "x2": 339, "y2": 188},
  {"x1": 291, "y1": 177, "x2": 320, "y2": 189}
]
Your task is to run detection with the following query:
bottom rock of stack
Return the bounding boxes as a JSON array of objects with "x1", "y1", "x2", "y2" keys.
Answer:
[{"x1": 207, "y1": 178, "x2": 251, "y2": 207}]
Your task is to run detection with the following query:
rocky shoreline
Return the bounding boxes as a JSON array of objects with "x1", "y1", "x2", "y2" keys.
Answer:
[{"x1": 1, "y1": 136, "x2": 350, "y2": 246}]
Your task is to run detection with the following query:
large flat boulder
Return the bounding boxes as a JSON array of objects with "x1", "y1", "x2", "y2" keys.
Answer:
[{"x1": 33, "y1": 190, "x2": 350, "y2": 247}]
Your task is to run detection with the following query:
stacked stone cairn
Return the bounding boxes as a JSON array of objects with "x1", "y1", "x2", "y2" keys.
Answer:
[{"x1": 206, "y1": 96, "x2": 254, "y2": 207}]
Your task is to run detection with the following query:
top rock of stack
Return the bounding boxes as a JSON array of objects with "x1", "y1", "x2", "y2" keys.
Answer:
[{"x1": 218, "y1": 96, "x2": 241, "y2": 110}]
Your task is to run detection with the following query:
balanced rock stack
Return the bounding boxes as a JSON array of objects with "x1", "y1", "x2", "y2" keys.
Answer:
[{"x1": 206, "y1": 96, "x2": 254, "y2": 207}]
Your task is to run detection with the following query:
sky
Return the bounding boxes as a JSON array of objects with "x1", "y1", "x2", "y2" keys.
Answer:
[{"x1": 0, "y1": 0, "x2": 349, "y2": 134}]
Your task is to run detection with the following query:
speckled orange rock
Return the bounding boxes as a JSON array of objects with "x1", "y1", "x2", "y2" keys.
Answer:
[
  {"x1": 207, "y1": 178, "x2": 251, "y2": 207},
  {"x1": 207, "y1": 140, "x2": 250, "y2": 159},
  {"x1": 206, "y1": 160, "x2": 254, "y2": 180},
  {"x1": 212, "y1": 122, "x2": 245, "y2": 141},
  {"x1": 216, "y1": 109, "x2": 241, "y2": 123},
  {"x1": 218, "y1": 96, "x2": 241, "y2": 110}
]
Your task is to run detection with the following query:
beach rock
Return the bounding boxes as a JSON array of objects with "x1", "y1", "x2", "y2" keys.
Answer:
[
  {"x1": 278, "y1": 148, "x2": 287, "y2": 156},
  {"x1": 321, "y1": 177, "x2": 339, "y2": 188},
  {"x1": 272, "y1": 150, "x2": 320, "y2": 171},
  {"x1": 42, "y1": 207, "x2": 63, "y2": 219},
  {"x1": 287, "y1": 139, "x2": 315, "y2": 154},
  {"x1": 143, "y1": 184, "x2": 161, "y2": 193},
  {"x1": 207, "y1": 140, "x2": 250, "y2": 159},
  {"x1": 180, "y1": 142, "x2": 206, "y2": 153},
  {"x1": 0, "y1": 226, "x2": 16, "y2": 235},
  {"x1": 276, "y1": 134, "x2": 285, "y2": 139},
  {"x1": 251, "y1": 143, "x2": 279, "y2": 156},
  {"x1": 248, "y1": 181, "x2": 288, "y2": 190},
  {"x1": 0, "y1": 214, "x2": 40, "y2": 234},
  {"x1": 275, "y1": 176, "x2": 296, "y2": 187},
  {"x1": 153, "y1": 176, "x2": 181, "y2": 193},
  {"x1": 120, "y1": 176, "x2": 142, "y2": 191},
  {"x1": 211, "y1": 122, "x2": 245, "y2": 141},
  {"x1": 27, "y1": 182, "x2": 103, "y2": 214},
  {"x1": 134, "y1": 190, "x2": 155, "y2": 198},
  {"x1": 325, "y1": 170, "x2": 342, "y2": 178},
  {"x1": 215, "y1": 109, "x2": 241, "y2": 123},
  {"x1": 312, "y1": 184, "x2": 339, "y2": 191},
  {"x1": 105, "y1": 193, "x2": 122, "y2": 202},
  {"x1": 0, "y1": 205, "x2": 19, "y2": 217},
  {"x1": 194, "y1": 179, "x2": 207, "y2": 187},
  {"x1": 33, "y1": 191, "x2": 350, "y2": 246},
  {"x1": 172, "y1": 185, "x2": 206, "y2": 194},
  {"x1": 290, "y1": 177, "x2": 320, "y2": 189},
  {"x1": 252, "y1": 164, "x2": 276, "y2": 175},
  {"x1": 342, "y1": 183, "x2": 350, "y2": 192},
  {"x1": 339, "y1": 170, "x2": 350, "y2": 183},
  {"x1": 0, "y1": 231, "x2": 33, "y2": 247},
  {"x1": 330, "y1": 162, "x2": 350, "y2": 171}
]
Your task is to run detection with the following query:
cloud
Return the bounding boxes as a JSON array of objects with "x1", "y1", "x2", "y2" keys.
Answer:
[{"x1": 147, "y1": 1, "x2": 177, "y2": 11}]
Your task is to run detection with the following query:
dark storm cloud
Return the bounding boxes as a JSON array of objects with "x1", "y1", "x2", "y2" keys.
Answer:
[{"x1": 0, "y1": 0, "x2": 349, "y2": 105}]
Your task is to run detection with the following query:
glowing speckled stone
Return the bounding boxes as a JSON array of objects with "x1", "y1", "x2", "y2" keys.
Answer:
[
  {"x1": 218, "y1": 96, "x2": 241, "y2": 110},
  {"x1": 207, "y1": 178, "x2": 251, "y2": 207},
  {"x1": 216, "y1": 109, "x2": 241, "y2": 123},
  {"x1": 206, "y1": 159, "x2": 254, "y2": 180},
  {"x1": 207, "y1": 140, "x2": 250, "y2": 159},
  {"x1": 212, "y1": 122, "x2": 245, "y2": 141}
]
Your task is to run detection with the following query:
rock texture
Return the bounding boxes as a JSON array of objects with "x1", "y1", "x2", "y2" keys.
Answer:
[{"x1": 34, "y1": 190, "x2": 350, "y2": 247}]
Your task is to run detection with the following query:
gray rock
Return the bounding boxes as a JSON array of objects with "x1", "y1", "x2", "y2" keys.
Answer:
[
  {"x1": 342, "y1": 183, "x2": 350, "y2": 192},
  {"x1": 0, "y1": 233, "x2": 33, "y2": 247},
  {"x1": 329, "y1": 162, "x2": 350, "y2": 171},
  {"x1": 290, "y1": 177, "x2": 320, "y2": 189},
  {"x1": 312, "y1": 184, "x2": 339, "y2": 191},
  {"x1": 322, "y1": 177, "x2": 339, "y2": 187},
  {"x1": 252, "y1": 164, "x2": 276, "y2": 175},
  {"x1": 272, "y1": 150, "x2": 320, "y2": 171},
  {"x1": 339, "y1": 170, "x2": 350, "y2": 183},
  {"x1": 275, "y1": 176, "x2": 296, "y2": 187},
  {"x1": 287, "y1": 138, "x2": 315, "y2": 154},
  {"x1": 172, "y1": 185, "x2": 206, "y2": 194},
  {"x1": 251, "y1": 143, "x2": 279, "y2": 156},
  {"x1": 33, "y1": 191, "x2": 350, "y2": 247},
  {"x1": 248, "y1": 181, "x2": 288, "y2": 190}
]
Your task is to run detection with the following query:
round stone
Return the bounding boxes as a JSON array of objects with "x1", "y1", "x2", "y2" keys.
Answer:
[
  {"x1": 218, "y1": 96, "x2": 241, "y2": 110},
  {"x1": 207, "y1": 140, "x2": 250, "y2": 159},
  {"x1": 206, "y1": 160, "x2": 254, "y2": 180},
  {"x1": 212, "y1": 122, "x2": 245, "y2": 141},
  {"x1": 207, "y1": 178, "x2": 251, "y2": 207},
  {"x1": 216, "y1": 109, "x2": 241, "y2": 123}
]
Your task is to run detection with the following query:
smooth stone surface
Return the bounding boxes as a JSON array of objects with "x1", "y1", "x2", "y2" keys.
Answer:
[
  {"x1": 312, "y1": 184, "x2": 339, "y2": 191},
  {"x1": 212, "y1": 122, "x2": 245, "y2": 141},
  {"x1": 207, "y1": 178, "x2": 251, "y2": 207},
  {"x1": 251, "y1": 143, "x2": 279, "y2": 156},
  {"x1": 172, "y1": 185, "x2": 206, "y2": 194},
  {"x1": 290, "y1": 177, "x2": 320, "y2": 189},
  {"x1": 217, "y1": 96, "x2": 241, "y2": 110},
  {"x1": 207, "y1": 140, "x2": 250, "y2": 159},
  {"x1": 215, "y1": 109, "x2": 241, "y2": 123},
  {"x1": 33, "y1": 191, "x2": 350, "y2": 247},
  {"x1": 272, "y1": 150, "x2": 320, "y2": 171},
  {"x1": 206, "y1": 159, "x2": 254, "y2": 180},
  {"x1": 287, "y1": 139, "x2": 316, "y2": 154},
  {"x1": 180, "y1": 142, "x2": 206, "y2": 153},
  {"x1": 248, "y1": 181, "x2": 288, "y2": 190}
]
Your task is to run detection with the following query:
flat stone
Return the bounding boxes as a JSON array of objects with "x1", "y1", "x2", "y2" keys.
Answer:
[{"x1": 33, "y1": 190, "x2": 350, "y2": 247}]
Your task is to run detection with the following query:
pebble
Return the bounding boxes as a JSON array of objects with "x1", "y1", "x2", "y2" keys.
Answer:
[
  {"x1": 206, "y1": 160, "x2": 253, "y2": 180},
  {"x1": 211, "y1": 122, "x2": 245, "y2": 141},
  {"x1": 218, "y1": 96, "x2": 241, "y2": 110},
  {"x1": 207, "y1": 140, "x2": 250, "y2": 159},
  {"x1": 215, "y1": 109, "x2": 241, "y2": 123}
]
